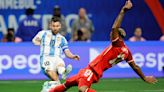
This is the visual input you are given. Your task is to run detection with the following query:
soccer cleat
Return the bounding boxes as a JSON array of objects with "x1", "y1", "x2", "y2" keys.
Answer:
[
  {"x1": 40, "y1": 81, "x2": 61, "y2": 92},
  {"x1": 62, "y1": 64, "x2": 72, "y2": 80},
  {"x1": 40, "y1": 81, "x2": 49, "y2": 92}
]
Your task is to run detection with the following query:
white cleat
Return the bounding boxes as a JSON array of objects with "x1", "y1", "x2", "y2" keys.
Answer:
[
  {"x1": 40, "y1": 81, "x2": 49, "y2": 92},
  {"x1": 40, "y1": 81, "x2": 61, "y2": 92},
  {"x1": 62, "y1": 64, "x2": 72, "y2": 80}
]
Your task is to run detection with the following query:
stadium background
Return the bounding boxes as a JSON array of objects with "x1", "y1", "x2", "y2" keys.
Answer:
[
  {"x1": 0, "y1": 0, "x2": 164, "y2": 40},
  {"x1": 0, "y1": 0, "x2": 164, "y2": 92}
]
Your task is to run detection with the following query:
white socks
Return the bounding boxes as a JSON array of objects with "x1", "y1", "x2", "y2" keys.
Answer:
[{"x1": 57, "y1": 66, "x2": 66, "y2": 75}]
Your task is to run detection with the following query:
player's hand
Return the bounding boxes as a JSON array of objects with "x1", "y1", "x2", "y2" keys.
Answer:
[
  {"x1": 72, "y1": 55, "x2": 80, "y2": 61},
  {"x1": 144, "y1": 76, "x2": 158, "y2": 84},
  {"x1": 123, "y1": 0, "x2": 133, "y2": 10},
  {"x1": 117, "y1": 53, "x2": 125, "y2": 60}
]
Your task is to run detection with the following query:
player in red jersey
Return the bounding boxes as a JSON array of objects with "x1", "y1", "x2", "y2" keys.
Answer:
[{"x1": 49, "y1": 0, "x2": 157, "y2": 92}]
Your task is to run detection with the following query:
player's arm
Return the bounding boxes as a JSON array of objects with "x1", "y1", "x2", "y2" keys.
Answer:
[
  {"x1": 111, "y1": 0, "x2": 132, "y2": 41},
  {"x1": 32, "y1": 31, "x2": 42, "y2": 45},
  {"x1": 128, "y1": 61, "x2": 157, "y2": 84},
  {"x1": 64, "y1": 49, "x2": 80, "y2": 61},
  {"x1": 126, "y1": 49, "x2": 157, "y2": 84},
  {"x1": 61, "y1": 37, "x2": 80, "y2": 61}
]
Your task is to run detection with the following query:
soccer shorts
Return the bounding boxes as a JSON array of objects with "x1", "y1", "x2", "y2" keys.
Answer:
[
  {"x1": 40, "y1": 56, "x2": 65, "y2": 73},
  {"x1": 78, "y1": 68, "x2": 99, "y2": 88}
]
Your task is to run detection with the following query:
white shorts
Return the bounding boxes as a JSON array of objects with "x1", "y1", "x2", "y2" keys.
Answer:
[{"x1": 40, "y1": 56, "x2": 65, "y2": 73}]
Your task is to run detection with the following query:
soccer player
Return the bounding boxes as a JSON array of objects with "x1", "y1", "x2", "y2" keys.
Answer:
[
  {"x1": 32, "y1": 17, "x2": 80, "y2": 90},
  {"x1": 49, "y1": 0, "x2": 157, "y2": 92}
]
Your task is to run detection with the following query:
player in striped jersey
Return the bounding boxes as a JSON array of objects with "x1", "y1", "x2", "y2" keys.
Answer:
[{"x1": 32, "y1": 17, "x2": 80, "y2": 91}]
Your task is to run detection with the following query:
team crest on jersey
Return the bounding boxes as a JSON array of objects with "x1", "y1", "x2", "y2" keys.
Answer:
[
  {"x1": 56, "y1": 37, "x2": 61, "y2": 46},
  {"x1": 47, "y1": 34, "x2": 52, "y2": 38}
]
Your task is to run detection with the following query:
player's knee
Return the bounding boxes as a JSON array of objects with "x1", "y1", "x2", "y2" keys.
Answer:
[
  {"x1": 78, "y1": 86, "x2": 88, "y2": 92},
  {"x1": 57, "y1": 63, "x2": 65, "y2": 67},
  {"x1": 45, "y1": 69, "x2": 55, "y2": 75}
]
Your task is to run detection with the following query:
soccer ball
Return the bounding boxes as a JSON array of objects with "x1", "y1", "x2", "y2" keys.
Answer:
[{"x1": 40, "y1": 81, "x2": 61, "y2": 92}]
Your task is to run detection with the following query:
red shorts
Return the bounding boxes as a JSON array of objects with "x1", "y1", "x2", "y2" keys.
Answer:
[{"x1": 65, "y1": 67, "x2": 99, "y2": 88}]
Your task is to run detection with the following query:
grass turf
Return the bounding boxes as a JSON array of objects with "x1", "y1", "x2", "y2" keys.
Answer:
[{"x1": 0, "y1": 78, "x2": 163, "y2": 92}]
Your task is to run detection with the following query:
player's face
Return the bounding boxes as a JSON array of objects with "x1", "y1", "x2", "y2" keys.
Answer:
[
  {"x1": 134, "y1": 28, "x2": 142, "y2": 37},
  {"x1": 79, "y1": 8, "x2": 86, "y2": 18},
  {"x1": 50, "y1": 21, "x2": 61, "y2": 34}
]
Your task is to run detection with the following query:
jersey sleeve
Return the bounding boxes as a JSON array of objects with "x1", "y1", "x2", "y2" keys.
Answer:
[
  {"x1": 125, "y1": 49, "x2": 134, "y2": 63},
  {"x1": 61, "y1": 37, "x2": 69, "y2": 51},
  {"x1": 32, "y1": 30, "x2": 44, "y2": 45}
]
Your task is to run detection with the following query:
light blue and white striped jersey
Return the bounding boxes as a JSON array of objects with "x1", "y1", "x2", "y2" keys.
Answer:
[{"x1": 33, "y1": 30, "x2": 68, "y2": 57}]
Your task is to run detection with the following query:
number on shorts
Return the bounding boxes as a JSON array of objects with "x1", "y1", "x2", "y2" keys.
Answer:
[
  {"x1": 44, "y1": 61, "x2": 50, "y2": 66},
  {"x1": 84, "y1": 69, "x2": 93, "y2": 81}
]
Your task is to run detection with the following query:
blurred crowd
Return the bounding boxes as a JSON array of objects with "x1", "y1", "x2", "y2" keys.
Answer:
[{"x1": 0, "y1": 6, "x2": 163, "y2": 43}]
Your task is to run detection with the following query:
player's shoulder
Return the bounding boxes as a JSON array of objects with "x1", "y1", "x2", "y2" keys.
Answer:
[
  {"x1": 39, "y1": 30, "x2": 51, "y2": 34},
  {"x1": 56, "y1": 33, "x2": 66, "y2": 39}
]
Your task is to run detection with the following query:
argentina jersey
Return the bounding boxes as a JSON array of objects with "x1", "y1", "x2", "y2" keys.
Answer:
[{"x1": 36, "y1": 30, "x2": 68, "y2": 57}]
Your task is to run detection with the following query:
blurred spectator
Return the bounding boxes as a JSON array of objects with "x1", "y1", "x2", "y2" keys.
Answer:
[
  {"x1": 1, "y1": 28, "x2": 15, "y2": 42},
  {"x1": 71, "y1": 28, "x2": 90, "y2": 42},
  {"x1": 52, "y1": 5, "x2": 67, "y2": 36},
  {"x1": 15, "y1": 8, "x2": 42, "y2": 42},
  {"x1": 129, "y1": 27, "x2": 146, "y2": 42},
  {"x1": 160, "y1": 35, "x2": 164, "y2": 41},
  {"x1": 0, "y1": 26, "x2": 3, "y2": 41},
  {"x1": 0, "y1": 32, "x2": 3, "y2": 41},
  {"x1": 71, "y1": 8, "x2": 94, "y2": 41}
]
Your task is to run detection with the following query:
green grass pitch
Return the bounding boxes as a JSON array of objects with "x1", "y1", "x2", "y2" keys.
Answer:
[{"x1": 0, "y1": 78, "x2": 163, "y2": 92}]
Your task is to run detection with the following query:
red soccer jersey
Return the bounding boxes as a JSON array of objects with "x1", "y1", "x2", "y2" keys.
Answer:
[{"x1": 89, "y1": 37, "x2": 133, "y2": 79}]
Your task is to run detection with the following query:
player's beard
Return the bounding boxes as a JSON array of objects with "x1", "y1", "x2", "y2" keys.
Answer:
[{"x1": 52, "y1": 29, "x2": 59, "y2": 35}]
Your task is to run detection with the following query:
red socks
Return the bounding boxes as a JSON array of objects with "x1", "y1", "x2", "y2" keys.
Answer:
[{"x1": 49, "y1": 84, "x2": 66, "y2": 92}]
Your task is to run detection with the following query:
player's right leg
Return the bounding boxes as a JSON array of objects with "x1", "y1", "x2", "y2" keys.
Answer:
[{"x1": 46, "y1": 70, "x2": 59, "y2": 81}]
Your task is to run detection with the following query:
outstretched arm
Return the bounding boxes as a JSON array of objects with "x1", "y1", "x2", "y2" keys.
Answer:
[
  {"x1": 64, "y1": 49, "x2": 80, "y2": 61},
  {"x1": 129, "y1": 61, "x2": 157, "y2": 84},
  {"x1": 111, "y1": 0, "x2": 132, "y2": 40}
]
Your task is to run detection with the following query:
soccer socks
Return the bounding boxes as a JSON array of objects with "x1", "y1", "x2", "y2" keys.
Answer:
[
  {"x1": 49, "y1": 84, "x2": 66, "y2": 92},
  {"x1": 85, "y1": 88, "x2": 96, "y2": 92},
  {"x1": 62, "y1": 64, "x2": 72, "y2": 79},
  {"x1": 57, "y1": 66, "x2": 66, "y2": 75}
]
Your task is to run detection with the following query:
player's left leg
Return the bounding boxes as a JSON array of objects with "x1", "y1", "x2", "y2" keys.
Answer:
[{"x1": 56, "y1": 58, "x2": 72, "y2": 79}]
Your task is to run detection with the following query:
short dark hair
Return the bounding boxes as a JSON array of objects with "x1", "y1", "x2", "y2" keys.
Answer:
[
  {"x1": 25, "y1": 8, "x2": 34, "y2": 15},
  {"x1": 118, "y1": 28, "x2": 126, "y2": 38},
  {"x1": 54, "y1": 5, "x2": 61, "y2": 11},
  {"x1": 8, "y1": 28, "x2": 14, "y2": 32},
  {"x1": 51, "y1": 17, "x2": 61, "y2": 23}
]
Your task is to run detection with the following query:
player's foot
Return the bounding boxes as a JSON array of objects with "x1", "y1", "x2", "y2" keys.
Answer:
[
  {"x1": 41, "y1": 81, "x2": 61, "y2": 92},
  {"x1": 62, "y1": 64, "x2": 72, "y2": 80},
  {"x1": 41, "y1": 81, "x2": 49, "y2": 92}
]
